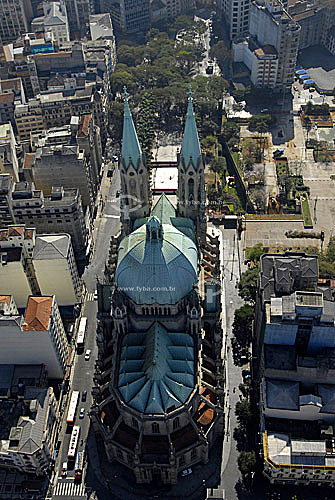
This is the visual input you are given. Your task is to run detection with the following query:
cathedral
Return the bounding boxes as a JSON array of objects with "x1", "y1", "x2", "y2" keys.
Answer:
[{"x1": 91, "y1": 90, "x2": 226, "y2": 484}]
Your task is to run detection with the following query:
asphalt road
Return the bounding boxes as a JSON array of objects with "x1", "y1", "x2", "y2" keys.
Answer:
[{"x1": 51, "y1": 169, "x2": 121, "y2": 499}]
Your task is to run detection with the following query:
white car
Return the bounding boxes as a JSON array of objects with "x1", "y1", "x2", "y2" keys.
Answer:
[
  {"x1": 79, "y1": 408, "x2": 85, "y2": 419},
  {"x1": 85, "y1": 349, "x2": 91, "y2": 361},
  {"x1": 61, "y1": 462, "x2": 67, "y2": 477},
  {"x1": 182, "y1": 468, "x2": 192, "y2": 477}
]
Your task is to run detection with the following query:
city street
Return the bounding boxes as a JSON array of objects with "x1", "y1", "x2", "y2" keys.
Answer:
[{"x1": 50, "y1": 168, "x2": 121, "y2": 499}]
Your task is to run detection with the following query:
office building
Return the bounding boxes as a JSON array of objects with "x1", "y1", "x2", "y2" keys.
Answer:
[
  {"x1": 0, "y1": 295, "x2": 68, "y2": 379},
  {"x1": 0, "y1": 123, "x2": 19, "y2": 182},
  {"x1": 0, "y1": 0, "x2": 30, "y2": 43},
  {"x1": 11, "y1": 183, "x2": 89, "y2": 258},
  {"x1": 33, "y1": 234, "x2": 81, "y2": 305},
  {"x1": 222, "y1": 0, "x2": 251, "y2": 40},
  {"x1": 31, "y1": 0, "x2": 70, "y2": 44},
  {"x1": 0, "y1": 225, "x2": 38, "y2": 307},
  {"x1": 0, "y1": 174, "x2": 14, "y2": 225},
  {"x1": 255, "y1": 252, "x2": 335, "y2": 486},
  {"x1": 233, "y1": 39, "x2": 278, "y2": 87},
  {"x1": 164, "y1": 0, "x2": 195, "y2": 18},
  {"x1": 64, "y1": 0, "x2": 91, "y2": 35},
  {"x1": 106, "y1": 0, "x2": 151, "y2": 33},
  {"x1": 0, "y1": 364, "x2": 58, "y2": 475},
  {"x1": 249, "y1": 0, "x2": 300, "y2": 88},
  {"x1": 15, "y1": 99, "x2": 45, "y2": 141},
  {"x1": 89, "y1": 12, "x2": 114, "y2": 40}
]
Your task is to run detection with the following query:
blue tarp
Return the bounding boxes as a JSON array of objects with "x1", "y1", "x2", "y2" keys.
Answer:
[
  {"x1": 303, "y1": 79, "x2": 315, "y2": 84},
  {"x1": 296, "y1": 69, "x2": 306, "y2": 75},
  {"x1": 296, "y1": 65, "x2": 303, "y2": 69},
  {"x1": 299, "y1": 74, "x2": 310, "y2": 80}
]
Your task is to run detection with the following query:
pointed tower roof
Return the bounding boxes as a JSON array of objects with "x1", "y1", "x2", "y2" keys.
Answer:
[
  {"x1": 181, "y1": 87, "x2": 202, "y2": 169},
  {"x1": 121, "y1": 87, "x2": 143, "y2": 170}
]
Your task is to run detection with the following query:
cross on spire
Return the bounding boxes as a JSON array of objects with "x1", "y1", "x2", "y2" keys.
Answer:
[
  {"x1": 188, "y1": 85, "x2": 193, "y2": 101},
  {"x1": 123, "y1": 86, "x2": 129, "y2": 99}
]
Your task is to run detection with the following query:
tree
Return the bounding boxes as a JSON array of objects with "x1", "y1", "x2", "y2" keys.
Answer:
[
  {"x1": 223, "y1": 120, "x2": 240, "y2": 145},
  {"x1": 247, "y1": 243, "x2": 269, "y2": 263},
  {"x1": 109, "y1": 101, "x2": 124, "y2": 142},
  {"x1": 238, "y1": 451, "x2": 257, "y2": 477},
  {"x1": 235, "y1": 399, "x2": 253, "y2": 427},
  {"x1": 110, "y1": 71, "x2": 135, "y2": 94},
  {"x1": 233, "y1": 305, "x2": 254, "y2": 347},
  {"x1": 209, "y1": 40, "x2": 231, "y2": 69},
  {"x1": 325, "y1": 236, "x2": 335, "y2": 262},
  {"x1": 237, "y1": 267, "x2": 259, "y2": 303}
]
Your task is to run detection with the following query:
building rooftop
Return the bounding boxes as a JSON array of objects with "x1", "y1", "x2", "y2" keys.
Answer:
[
  {"x1": 33, "y1": 234, "x2": 70, "y2": 260},
  {"x1": 23, "y1": 296, "x2": 53, "y2": 331}
]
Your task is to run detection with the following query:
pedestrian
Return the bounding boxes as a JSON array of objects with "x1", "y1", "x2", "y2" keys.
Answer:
[{"x1": 233, "y1": 387, "x2": 236, "y2": 393}]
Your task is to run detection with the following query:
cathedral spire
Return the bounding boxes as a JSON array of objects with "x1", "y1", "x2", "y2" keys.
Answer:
[
  {"x1": 181, "y1": 86, "x2": 202, "y2": 169},
  {"x1": 121, "y1": 87, "x2": 143, "y2": 170}
]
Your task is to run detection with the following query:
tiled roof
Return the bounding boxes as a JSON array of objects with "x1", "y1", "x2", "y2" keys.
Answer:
[
  {"x1": 8, "y1": 226, "x2": 24, "y2": 237},
  {"x1": 0, "y1": 92, "x2": 14, "y2": 104},
  {"x1": 118, "y1": 322, "x2": 195, "y2": 414},
  {"x1": 0, "y1": 295, "x2": 11, "y2": 306},
  {"x1": 33, "y1": 234, "x2": 70, "y2": 260},
  {"x1": 23, "y1": 296, "x2": 53, "y2": 331},
  {"x1": 24, "y1": 229, "x2": 34, "y2": 240},
  {"x1": 0, "y1": 230, "x2": 8, "y2": 241},
  {"x1": 77, "y1": 114, "x2": 92, "y2": 137},
  {"x1": 171, "y1": 423, "x2": 198, "y2": 452}
]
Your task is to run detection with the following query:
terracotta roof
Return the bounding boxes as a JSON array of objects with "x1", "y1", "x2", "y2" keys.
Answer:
[
  {"x1": 194, "y1": 388, "x2": 215, "y2": 429},
  {"x1": 77, "y1": 114, "x2": 92, "y2": 137},
  {"x1": 0, "y1": 295, "x2": 11, "y2": 306},
  {"x1": 24, "y1": 229, "x2": 34, "y2": 240},
  {"x1": 0, "y1": 78, "x2": 21, "y2": 92},
  {"x1": 24, "y1": 153, "x2": 35, "y2": 169},
  {"x1": 0, "y1": 230, "x2": 8, "y2": 241},
  {"x1": 8, "y1": 226, "x2": 24, "y2": 237},
  {"x1": 254, "y1": 45, "x2": 277, "y2": 56},
  {"x1": 171, "y1": 423, "x2": 198, "y2": 453},
  {"x1": 0, "y1": 92, "x2": 14, "y2": 104},
  {"x1": 23, "y1": 296, "x2": 53, "y2": 331}
]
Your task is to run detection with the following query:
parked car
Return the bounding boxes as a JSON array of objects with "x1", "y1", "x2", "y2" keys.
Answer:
[
  {"x1": 79, "y1": 408, "x2": 85, "y2": 419},
  {"x1": 116, "y1": 190, "x2": 120, "y2": 198},
  {"x1": 85, "y1": 349, "x2": 91, "y2": 361},
  {"x1": 182, "y1": 468, "x2": 193, "y2": 477},
  {"x1": 82, "y1": 391, "x2": 87, "y2": 402},
  {"x1": 93, "y1": 290, "x2": 98, "y2": 300},
  {"x1": 61, "y1": 462, "x2": 67, "y2": 477}
]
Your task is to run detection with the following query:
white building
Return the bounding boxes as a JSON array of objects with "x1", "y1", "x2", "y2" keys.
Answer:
[
  {"x1": 0, "y1": 226, "x2": 38, "y2": 308},
  {"x1": 43, "y1": 1, "x2": 70, "y2": 43},
  {"x1": 0, "y1": 123, "x2": 19, "y2": 182},
  {"x1": 222, "y1": 0, "x2": 251, "y2": 40},
  {"x1": 0, "y1": 295, "x2": 68, "y2": 379},
  {"x1": 33, "y1": 234, "x2": 81, "y2": 306},
  {"x1": 233, "y1": 38, "x2": 278, "y2": 87},
  {"x1": 89, "y1": 13, "x2": 114, "y2": 41}
]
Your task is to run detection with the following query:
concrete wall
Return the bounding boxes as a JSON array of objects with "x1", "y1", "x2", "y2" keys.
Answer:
[
  {"x1": 34, "y1": 258, "x2": 80, "y2": 305},
  {"x1": 0, "y1": 262, "x2": 33, "y2": 308}
]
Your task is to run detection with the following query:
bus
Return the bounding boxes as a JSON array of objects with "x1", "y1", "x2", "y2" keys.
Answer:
[
  {"x1": 75, "y1": 451, "x2": 84, "y2": 480},
  {"x1": 77, "y1": 317, "x2": 87, "y2": 351},
  {"x1": 66, "y1": 390, "x2": 80, "y2": 425},
  {"x1": 67, "y1": 425, "x2": 80, "y2": 460}
]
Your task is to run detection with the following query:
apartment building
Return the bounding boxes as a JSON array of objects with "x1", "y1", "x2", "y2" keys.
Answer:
[
  {"x1": 0, "y1": 77, "x2": 26, "y2": 127},
  {"x1": 89, "y1": 13, "x2": 114, "y2": 40},
  {"x1": 0, "y1": 0, "x2": 29, "y2": 43},
  {"x1": 0, "y1": 364, "x2": 58, "y2": 475},
  {"x1": 64, "y1": 0, "x2": 92, "y2": 35},
  {"x1": 33, "y1": 233, "x2": 81, "y2": 305},
  {"x1": 222, "y1": 0, "x2": 251, "y2": 40},
  {"x1": 106, "y1": 0, "x2": 151, "y2": 33},
  {"x1": 255, "y1": 252, "x2": 335, "y2": 486},
  {"x1": 0, "y1": 174, "x2": 14, "y2": 226},
  {"x1": 11, "y1": 183, "x2": 88, "y2": 257},
  {"x1": 0, "y1": 123, "x2": 19, "y2": 182},
  {"x1": 164, "y1": 0, "x2": 196, "y2": 18},
  {"x1": 249, "y1": 0, "x2": 300, "y2": 88},
  {"x1": 15, "y1": 99, "x2": 45, "y2": 141},
  {"x1": 31, "y1": 0, "x2": 70, "y2": 44},
  {"x1": 233, "y1": 38, "x2": 278, "y2": 87},
  {"x1": 0, "y1": 295, "x2": 68, "y2": 379}
]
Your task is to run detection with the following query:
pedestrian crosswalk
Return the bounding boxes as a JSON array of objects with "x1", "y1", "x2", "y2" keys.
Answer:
[{"x1": 53, "y1": 479, "x2": 86, "y2": 497}]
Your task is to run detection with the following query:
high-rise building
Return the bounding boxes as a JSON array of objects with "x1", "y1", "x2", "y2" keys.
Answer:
[
  {"x1": 222, "y1": 0, "x2": 251, "y2": 40},
  {"x1": 64, "y1": 0, "x2": 92, "y2": 35},
  {"x1": 249, "y1": 0, "x2": 300, "y2": 88},
  {"x1": 255, "y1": 252, "x2": 335, "y2": 486},
  {"x1": 0, "y1": 123, "x2": 19, "y2": 182},
  {"x1": 31, "y1": 0, "x2": 70, "y2": 44},
  {"x1": 0, "y1": 295, "x2": 68, "y2": 379},
  {"x1": 0, "y1": 0, "x2": 30, "y2": 43},
  {"x1": 104, "y1": 0, "x2": 150, "y2": 33},
  {"x1": 164, "y1": 0, "x2": 195, "y2": 18}
]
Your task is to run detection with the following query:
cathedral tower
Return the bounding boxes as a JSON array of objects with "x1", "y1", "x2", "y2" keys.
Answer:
[
  {"x1": 177, "y1": 88, "x2": 206, "y2": 240},
  {"x1": 120, "y1": 88, "x2": 151, "y2": 234}
]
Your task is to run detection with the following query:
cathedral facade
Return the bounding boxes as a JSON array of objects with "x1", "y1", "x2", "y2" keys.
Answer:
[{"x1": 91, "y1": 91, "x2": 226, "y2": 484}]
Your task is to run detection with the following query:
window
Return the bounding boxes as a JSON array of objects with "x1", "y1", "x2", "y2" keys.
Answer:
[
  {"x1": 132, "y1": 418, "x2": 138, "y2": 430},
  {"x1": 179, "y1": 455, "x2": 185, "y2": 466},
  {"x1": 152, "y1": 422, "x2": 159, "y2": 433},
  {"x1": 191, "y1": 448, "x2": 197, "y2": 460},
  {"x1": 173, "y1": 417, "x2": 179, "y2": 430}
]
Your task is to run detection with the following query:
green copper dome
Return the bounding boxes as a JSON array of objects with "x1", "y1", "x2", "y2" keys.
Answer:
[{"x1": 115, "y1": 216, "x2": 198, "y2": 305}]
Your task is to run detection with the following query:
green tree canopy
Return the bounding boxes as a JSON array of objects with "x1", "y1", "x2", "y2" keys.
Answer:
[
  {"x1": 237, "y1": 267, "x2": 259, "y2": 303},
  {"x1": 233, "y1": 305, "x2": 254, "y2": 347},
  {"x1": 235, "y1": 399, "x2": 253, "y2": 427},
  {"x1": 238, "y1": 451, "x2": 257, "y2": 477}
]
